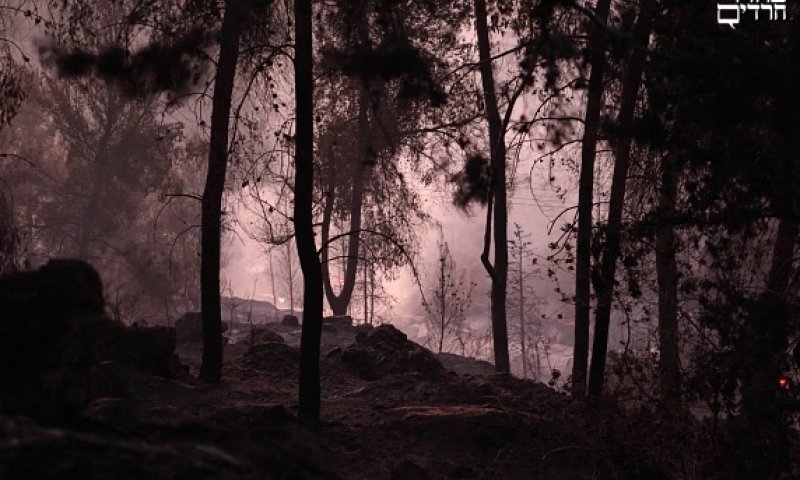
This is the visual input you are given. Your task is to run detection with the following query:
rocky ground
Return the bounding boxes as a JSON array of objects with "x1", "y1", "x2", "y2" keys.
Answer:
[
  {"x1": 1, "y1": 261, "x2": 787, "y2": 479},
  {"x1": 2, "y1": 319, "x2": 705, "y2": 479}
]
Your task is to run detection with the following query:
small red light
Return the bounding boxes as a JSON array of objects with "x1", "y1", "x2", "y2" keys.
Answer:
[{"x1": 778, "y1": 376, "x2": 790, "y2": 390}]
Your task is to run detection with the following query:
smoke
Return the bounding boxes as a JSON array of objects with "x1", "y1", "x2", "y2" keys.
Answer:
[
  {"x1": 38, "y1": 28, "x2": 212, "y2": 99},
  {"x1": 451, "y1": 154, "x2": 491, "y2": 211}
]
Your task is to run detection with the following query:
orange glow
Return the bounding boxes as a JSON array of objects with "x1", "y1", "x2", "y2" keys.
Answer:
[{"x1": 778, "y1": 376, "x2": 790, "y2": 390}]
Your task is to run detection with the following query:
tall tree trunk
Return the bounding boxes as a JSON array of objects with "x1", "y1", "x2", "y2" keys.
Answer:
[
  {"x1": 587, "y1": 0, "x2": 653, "y2": 397},
  {"x1": 78, "y1": 97, "x2": 117, "y2": 259},
  {"x1": 572, "y1": 0, "x2": 612, "y2": 396},
  {"x1": 294, "y1": 0, "x2": 324, "y2": 423},
  {"x1": 321, "y1": 4, "x2": 373, "y2": 317},
  {"x1": 78, "y1": 154, "x2": 107, "y2": 260},
  {"x1": 321, "y1": 174, "x2": 337, "y2": 308},
  {"x1": 269, "y1": 249, "x2": 277, "y2": 320},
  {"x1": 363, "y1": 259, "x2": 368, "y2": 324},
  {"x1": 369, "y1": 265, "x2": 375, "y2": 324},
  {"x1": 656, "y1": 154, "x2": 680, "y2": 406},
  {"x1": 519, "y1": 244, "x2": 527, "y2": 377},
  {"x1": 742, "y1": 217, "x2": 798, "y2": 412},
  {"x1": 474, "y1": 0, "x2": 510, "y2": 373},
  {"x1": 286, "y1": 242, "x2": 296, "y2": 316},
  {"x1": 439, "y1": 253, "x2": 446, "y2": 354},
  {"x1": 765, "y1": 218, "x2": 798, "y2": 298},
  {"x1": 322, "y1": 84, "x2": 371, "y2": 316},
  {"x1": 199, "y1": 0, "x2": 246, "y2": 383}
]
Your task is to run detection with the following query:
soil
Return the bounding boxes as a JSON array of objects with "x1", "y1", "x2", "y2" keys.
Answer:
[
  {"x1": 4, "y1": 261, "x2": 795, "y2": 478},
  {"x1": 3, "y1": 322, "x2": 704, "y2": 480}
]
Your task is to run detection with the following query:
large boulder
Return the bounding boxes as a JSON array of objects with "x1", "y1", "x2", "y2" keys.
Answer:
[
  {"x1": 175, "y1": 312, "x2": 228, "y2": 344},
  {"x1": 0, "y1": 259, "x2": 182, "y2": 419},
  {"x1": 99, "y1": 325, "x2": 181, "y2": 379},
  {"x1": 0, "y1": 260, "x2": 106, "y2": 417},
  {"x1": 341, "y1": 324, "x2": 443, "y2": 380},
  {"x1": 280, "y1": 314, "x2": 299, "y2": 327},
  {"x1": 437, "y1": 352, "x2": 496, "y2": 376},
  {"x1": 248, "y1": 326, "x2": 285, "y2": 345}
]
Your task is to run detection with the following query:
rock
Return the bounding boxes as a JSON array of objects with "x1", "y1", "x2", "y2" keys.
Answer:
[
  {"x1": 0, "y1": 260, "x2": 107, "y2": 417},
  {"x1": 248, "y1": 327, "x2": 285, "y2": 344},
  {"x1": 42, "y1": 321, "x2": 182, "y2": 418},
  {"x1": 0, "y1": 260, "x2": 183, "y2": 419},
  {"x1": 324, "y1": 346, "x2": 342, "y2": 358},
  {"x1": 242, "y1": 342, "x2": 300, "y2": 375},
  {"x1": 175, "y1": 312, "x2": 228, "y2": 344},
  {"x1": 175, "y1": 312, "x2": 202, "y2": 343},
  {"x1": 104, "y1": 325, "x2": 181, "y2": 378},
  {"x1": 280, "y1": 315, "x2": 300, "y2": 327},
  {"x1": 437, "y1": 352, "x2": 496, "y2": 376},
  {"x1": 341, "y1": 324, "x2": 443, "y2": 380},
  {"x1": 322, "y1": 323, "x2": 338, "y2": 334},
  {"x1": 323, "y1": 315, "x2": 352, "y2": 327}
]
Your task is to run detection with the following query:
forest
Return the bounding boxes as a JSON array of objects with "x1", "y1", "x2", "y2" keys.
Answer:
[{"x1": 0, "y1": 0, "x2": 798, "y2": 478}]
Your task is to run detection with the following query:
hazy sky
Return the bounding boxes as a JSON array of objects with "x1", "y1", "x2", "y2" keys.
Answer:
[
  {"x1": 9, "y1": 9, "x2": 592, "y2": 343},
  {"x1": 221, "y1": 152, "x2": 584, "y2": 329}
]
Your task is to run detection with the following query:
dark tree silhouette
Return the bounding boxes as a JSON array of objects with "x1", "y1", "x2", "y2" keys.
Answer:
[
  {"x1": 572, "y1": 0, "x2": 611, "y2": 396},
  {"x1": 199, "y1": 0, "x2": 251, "y2": 383},
  {"x1": 293, "y1": 0, "x2": 324, "y2": 423},
  {"x1": 473, "y1": 0, "x2": 510, "y2": 374},
  {"x1": 587, "y1": 0, "x2": 654, "y2": 398}
]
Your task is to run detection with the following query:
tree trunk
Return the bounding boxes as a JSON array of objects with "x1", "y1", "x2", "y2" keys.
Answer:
[
  {"x1": 363, "y1": 259, "x2": 368, "y2": 324},
  {"x1": 77, "y1": 97, "x2": 117, "y2": 259},
  {"x1": 78, "y1": 154, "x2": 107, "y2": 260},
  {"x1": 656, "y1": 154, "x2": 681, "y2": 406},
  {"x1": 369, "y1": 265, "x2": 375, "y2": 324},
  {"x1": 294, "y1": 0, "x2": 324, "y2": 423},
  {"x1": 321, "y1": 174, "x2": 337, "y2": 309},
  {"x1": 742, "y1": 217, "x2": 798, "y2": 412},
  {"x1": 519, "y1": 245, "x2": 527, "y2": 378},
  {"x1": 587, "y1": 0, "x2": 652, "y2": 398},
  {"x1": 322, "y1": 84, "x2": 371, "y2": 316},
  {"x1": 474, "y1": 0, "x2": 510, "y2": 373},
  {"x1": 765, "y1": 218, "x2": 798, "y2": 298},
  {"x1": 287, "y1": 242, "x2": 295, "y2": 316},
  {"x1": 321, "y1": 4, "x2": 373, "y2": 317},
  {"x1": 199, "y1": 0, "x2": 246, "y2": 383},
  {"x1": 439, "y1": 254, "x2": 446, "y2": 354},
  {"x1": 572, "y1": 0, "x2": 612, "y2": 396},
  {"x1": 269, "y1": 249, "x2": 277, "y2": 320}
]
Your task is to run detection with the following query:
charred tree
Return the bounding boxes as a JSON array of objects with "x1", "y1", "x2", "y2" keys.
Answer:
[
  {"x1": 587, "y1": 0, "x2": 653, "y2": 397},
  {"x1": 294, "y1": 0, "x2": 324, "y2": 423},
  {"x1": 474, "y1": 0, "x2": 510, "y2": 373},
  {"x1": 655, "y1": 153, "x2": 681, "y2": 405},
  {"x1": 321, "y1": 84, "x2": 372, "y2": 316},
  {"x1": 199, "y1": 0, "x2": 248, "y2": 383},
  {"x1": 572, "y1": 0, "x2": 611, "y2": 396}
]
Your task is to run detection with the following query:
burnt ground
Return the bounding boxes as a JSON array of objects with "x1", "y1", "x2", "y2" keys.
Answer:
[
  {"x1": 1, "y1": 320, "x2": 709, "y2": 480},
  {"x1": 1, "y1": 312, "x2": 786, "y2": 480},
  {"x1": 2, "y1": 256, "x2": 797, "y2": 480}
]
